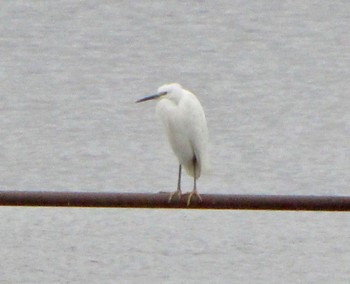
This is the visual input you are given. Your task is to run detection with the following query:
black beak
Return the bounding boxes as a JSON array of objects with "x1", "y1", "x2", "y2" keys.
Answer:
[
  {"x1": 136, "y1": 91, "x2": 167, "y2": 103},
  {"x1": 135, "y1": 94, "x2": 161, "y2": 103}
]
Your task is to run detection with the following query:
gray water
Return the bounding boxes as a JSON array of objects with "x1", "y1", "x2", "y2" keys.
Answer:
[{"x1": 1, "y1": 1, "x2": 350, "y2": 283}]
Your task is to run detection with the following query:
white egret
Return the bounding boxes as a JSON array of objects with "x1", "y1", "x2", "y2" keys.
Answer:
[{"x1": 136, "y1": 83, "x2": 208, "y2": 206}]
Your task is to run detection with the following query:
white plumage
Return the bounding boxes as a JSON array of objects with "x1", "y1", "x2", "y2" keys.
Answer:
[{"x1": 136, "y1": 83, "x2": 208, "y2": 205}]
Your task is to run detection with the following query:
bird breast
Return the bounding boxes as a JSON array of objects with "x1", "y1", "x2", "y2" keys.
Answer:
[{"x1": 156, "y1": 93, "x2": 208, "y2": 178}]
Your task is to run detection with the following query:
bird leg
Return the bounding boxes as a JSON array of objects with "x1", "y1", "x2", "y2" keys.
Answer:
[
  {"x1": 187, "y1": 159, "x2": 202, "y2": 206},
  {"x1": 168, "y1": 164, "x2": 182, "y2": 202}
]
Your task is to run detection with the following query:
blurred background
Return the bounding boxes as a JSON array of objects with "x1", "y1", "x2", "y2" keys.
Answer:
[{"x1": 0, "y1": 1, "x2": 349, "y2": 283}]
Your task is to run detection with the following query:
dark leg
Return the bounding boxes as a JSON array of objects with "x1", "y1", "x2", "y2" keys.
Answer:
[
  {"x1": 177, "y1": 164, "x2": 182, "y2": 191},
  {"x1": 168, "y1": 164, "x2": 182, "y2": 202},
  {"x1": 187, "y1": 158, "x2": 202, "y2": 206}
]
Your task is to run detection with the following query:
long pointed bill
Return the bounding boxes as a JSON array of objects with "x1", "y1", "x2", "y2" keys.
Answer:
[{"x1": 135, "y1": 92, "x2": 167, "y2": 103}]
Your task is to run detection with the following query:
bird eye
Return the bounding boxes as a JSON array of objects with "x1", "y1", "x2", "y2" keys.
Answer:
[{"x1": 160, "y1": 91, "x2": 167, "y2": 96}]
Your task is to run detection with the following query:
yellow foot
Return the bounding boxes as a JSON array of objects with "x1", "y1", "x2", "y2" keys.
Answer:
[
  {"x1": 168, "y1": 189, "x2": 182, "y2": 203},
  {"x1": 187, "y1": 191, "x2": 202, "y2": 206}
]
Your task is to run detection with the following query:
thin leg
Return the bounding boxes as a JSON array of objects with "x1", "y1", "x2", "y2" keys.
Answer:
[
  {"x1": 187, "y1": 158, "x2": 202, "y2": 206},
  {"x1": 177, "y1": 164, "x2": 182, "y2": 191},
  {"x1": 168, "y1": 164, "x2": 182, "y2": 202}
]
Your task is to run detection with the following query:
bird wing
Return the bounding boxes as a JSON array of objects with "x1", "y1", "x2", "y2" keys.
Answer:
[{"x1": 182, "y1": 92, "x2": 209, "y2": 177}]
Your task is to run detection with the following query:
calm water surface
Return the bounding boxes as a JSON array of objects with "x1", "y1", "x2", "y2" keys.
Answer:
[{"x1": 1, "y1": 1, "x2": 349, "y2": 283}]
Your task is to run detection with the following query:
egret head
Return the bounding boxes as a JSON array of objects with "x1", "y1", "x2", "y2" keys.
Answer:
[{"x1": 136, "y1": 83, "x2": 183, "y2": 103}]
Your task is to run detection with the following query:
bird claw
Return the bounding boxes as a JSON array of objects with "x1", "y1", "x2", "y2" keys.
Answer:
[
  {"x1": 187, "y1": 191, "x2": 202, "y2": 206},
  {"x1": 168, "y1": 189, "x2": 202, "y2": 206},
  {"x1": 168, "y1": 189, "x2": 182, "y2": 203}
]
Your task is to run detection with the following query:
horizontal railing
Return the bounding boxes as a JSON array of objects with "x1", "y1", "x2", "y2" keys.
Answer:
[{"x1": 1, "y1": 191, "x2": 350, "y2": 211}]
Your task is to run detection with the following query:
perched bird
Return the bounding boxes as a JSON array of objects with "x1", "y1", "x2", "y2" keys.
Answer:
[{"x1": 136, "y1": 83, "x2": 208, "y2": 205}]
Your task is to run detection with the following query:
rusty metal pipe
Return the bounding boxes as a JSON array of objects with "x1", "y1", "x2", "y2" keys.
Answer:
[{"x1": 1, "y1": 191, "x2": 350, "y2": 211}]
